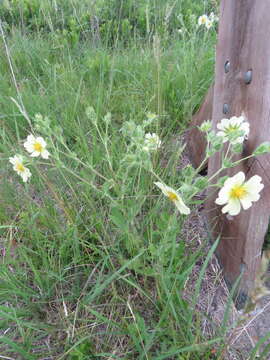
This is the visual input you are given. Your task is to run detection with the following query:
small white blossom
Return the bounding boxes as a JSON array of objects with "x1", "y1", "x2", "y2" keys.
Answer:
[
  {"x1": 143, "y1": 133, "x2": 161, "y2": 151},
  {"x1": 9, "y1": 155, "x2": 31, "y2": 182},
  {"x1": 216, "y1": 116, "x2": 250, "y2": 144},
  {"x1": 198, "y1": 15, "x2": 212, "y2": 29},
  {"x1": 205, "y1": 19, "x2": 214, "y2": 30},
  {"x1": 198, "y1": 14, "x2": 208, "y2": 26},
  {"x1": 24, "y1": 134, "x2": 50, "y2": 159},
  {"x1": 154, "y1": 182, "x2": 191, "y2": 215},
  {"x1": 215, "y1": 172, "x2": 264, "y2": 216},
  {"x1": 209, "y1": 12, "x2": 219, "y2": 23}
]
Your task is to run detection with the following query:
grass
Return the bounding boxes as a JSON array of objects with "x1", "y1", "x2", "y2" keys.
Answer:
[{"x1": 0, "y1": 1, "x2": 248, "y2": 359}]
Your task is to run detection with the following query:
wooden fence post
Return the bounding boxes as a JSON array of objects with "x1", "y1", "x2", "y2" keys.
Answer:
[
  {"x1": 189, "y1": 0, "x2": 270, "y2": 308},
  {"x1": 187, "y1": 84, "x2": 214, "y2": 168}
]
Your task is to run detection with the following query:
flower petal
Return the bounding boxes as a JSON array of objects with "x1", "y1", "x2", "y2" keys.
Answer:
[
  {"x1": 174, "y1": 199, "x2": 191, "y2": 215},
  {"x1": 36, "y1": 137, "x2": 46, "y2": 147},
  {"x1": 232, "y1": 136, "x2": 245, "y2": 144},
  {"x1": 9, "y1": 155, "x2": 23, "y2": 165},
  {"x1": 20, "y1": 168, "x2": 31, "y2": 182},
  {"x1": 240, "y1": 197, "x2": 252, "y2": 210},
  {"x1": 230, "y1": 116, "x2": 243, "y2": 127},
  {"x1": 215, "y1": 186, "x2": 230, "y2": 205},
  {"x1": 24, "y1": 143, "x2": 35, "y2": 152},
  {"x1": 30, "y1": 151, "x2": 40, "y2": 157},
  {"x1": 154, "y1": 182, "x2": 169, "y2": 197},
  {"x1": 222, "y1": 198, "x2": 241, "y2": 216},
  {"x1": 244, "y1": 175, "x2": 264, "y2": 201},
  {"x1": 241, "y1": 122, "x2": 250, "y2": 133},
  {"x1": 26, "y1": 134, "x2": 35, "y2": 143},
  {"x1": 41, "y1": 149, "x2": 50, "y2": 159},
  {"x1": 228, "y1": 172, "x2": 245, "y2": 186},
  {"x1": 218, "y1": 118, "x2": 229, "y2": 130},
  {"x1": 216, "y1": 131, "x2": 226, "y2": 138},
  {"x1": 244, "y1": 192, "x2": 260, "y2": 203},
  {"x1": 245, "y1": 175, "x2": 264, "y2": 191}
]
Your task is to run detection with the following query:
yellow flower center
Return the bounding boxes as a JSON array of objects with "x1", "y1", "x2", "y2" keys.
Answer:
[
  {"x1": 15, "y1": 162, "x2": 25, "y2": 172},
  {"x1": 33, "y1": 142, "x2": 43, "y2": 152},
  {"x1": 224, "y1": 124, "x2": 240, "y2": 134},
  {"x1": 230, "y1": 185, "x2": 246, "y2": 199},
  {"x1": 167, "y1": 191, "x2": 179, "y2": 202}
]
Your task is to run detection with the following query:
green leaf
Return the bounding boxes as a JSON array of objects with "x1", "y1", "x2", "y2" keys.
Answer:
[
  {"x1": 231, "y1": 143, "x2": 243, "y2": 153},
  {"x1": 182, "y1": 164, "x2": 195, "y2": 179},
  {"x1": 253, "y1": 142, "x2": 270, "y2": 155},
  {"x1": 110, "y1": 207, "x2": 128, "y2": 231},
  {"x1": 223, "y1": 159, "x2": 234, "y2": 168},
  {"x1": 217, "y1": 175, "x2": 229, "y2": 187},
  {"x1": 193, "y1": 176, "x2": 208, "y2": 190}
]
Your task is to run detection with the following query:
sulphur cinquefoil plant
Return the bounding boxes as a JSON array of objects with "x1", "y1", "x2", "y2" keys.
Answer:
[
  {"x1": 8, "y1": 111, "x2": 269, "y2": 218},
  {"x1": 2, "y1": 1, "x2": 270, "y2": 356},
  {"x1": 4, "y1": 105, "x2": 270, "y2": 359},
  {"x1": 150, "y1": 114, "x2": 268, "y2": 217}
]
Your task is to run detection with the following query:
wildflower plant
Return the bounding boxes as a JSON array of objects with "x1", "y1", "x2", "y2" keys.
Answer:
[
  {"x1": 120, "y1": 114, "x2": 160, "y2": 171},
  {"x1": 7, "y1": 112, "x2": 55, "y2": 183},
  {"x1": 148, "y1": 114, "x2": 268, "y2": 218},
  {"x1": 4, "y1": 1, "x2": 267, "y2": 357},
  {"x1": 3, "y1": 103, "x2": 270, "y2": 359},
  {"x1": 4, "y1": 108, "x2": 270, "y2": 323},
  {"x1": 7, "y1": 111, "x2": 269, "y2": 219}
]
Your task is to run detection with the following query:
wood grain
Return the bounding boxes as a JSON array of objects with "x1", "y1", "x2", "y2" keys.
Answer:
[{"x1": 186, "y1": 84, "x2": 214, "y2": 168}]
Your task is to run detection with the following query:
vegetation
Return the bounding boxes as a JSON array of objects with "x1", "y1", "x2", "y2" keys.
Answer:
[
  {"x1": 1, "y1": 0, "x2": 218, "y2": 43},
  {"x1": 2, "y1": 0, "x2": 264, "y2": 359}
]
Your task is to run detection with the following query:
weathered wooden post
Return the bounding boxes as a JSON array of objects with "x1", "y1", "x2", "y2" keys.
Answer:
[{"x1": 188, "y1": 0, "x2": 270, "y2": 308}]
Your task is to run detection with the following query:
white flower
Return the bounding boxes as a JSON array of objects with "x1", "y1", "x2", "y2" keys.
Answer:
[
  {"x1": 143, "y1": 133, "x2": 161, "y2": 151},
  {"x1": 209, "y1": 12, "x2": 219, "y2": 22},
  {"x1": 205, "y1": 19, "x2": 214, "y2": 30},
  {"x1": 198, "y1": 14, "x2": 208, "y2": 26},
  {"x1": 198, "y1": 15, "x2": 212, "y2": 29},
  {"x1": 215, "y1": 172, "x2": 264, "y2": 216},
  {"x1": 216, "y1": 116, "x2": 250, "y2": 144},
  {"x1": 9, "y1": 155, "x2": 32, "y2": 182},
  {"x1": 154, "y1": 182, "x2": 191, "y2": 215},
  {"x1": 24, "y1": 134, "x2": 50, "y2": 159}
]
